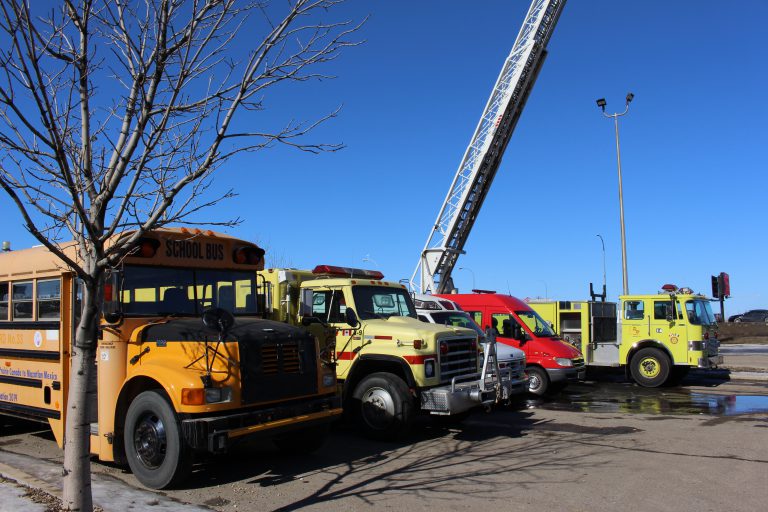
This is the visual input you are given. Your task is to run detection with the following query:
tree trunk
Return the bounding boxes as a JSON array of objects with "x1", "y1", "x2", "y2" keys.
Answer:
[{"x1": 62, "y1": 279, "x2": 101, "y2": 511}]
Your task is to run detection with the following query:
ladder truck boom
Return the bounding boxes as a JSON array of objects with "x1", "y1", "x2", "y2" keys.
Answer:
[{"x1": 411, "y1": 0, "x2": 566, "y2": 294}]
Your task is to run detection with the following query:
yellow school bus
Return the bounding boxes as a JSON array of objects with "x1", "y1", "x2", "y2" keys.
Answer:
[{"x1": 0, "y1": 228, "x2": 340, "y2": 489}]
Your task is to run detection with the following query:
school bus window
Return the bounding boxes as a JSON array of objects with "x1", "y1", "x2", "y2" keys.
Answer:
[
  {"x1": 37, "y1": 279, "x2": 61, "y2": 319},
  {"x1": 0, "y1": 282, "x2": 8, "y2": 321},
  {"x1": 12, "y1": 281, "x2": 34, "y2": 320}
]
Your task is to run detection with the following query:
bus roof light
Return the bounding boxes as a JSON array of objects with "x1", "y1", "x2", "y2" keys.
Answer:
[{"x1": 131, "y1": 238, "x2": 160, "y2": 258}]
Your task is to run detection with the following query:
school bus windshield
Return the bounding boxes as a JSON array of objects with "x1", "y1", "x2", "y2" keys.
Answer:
[{"x1": 120, "y1": 265, "x2": 258, "y2": 316}]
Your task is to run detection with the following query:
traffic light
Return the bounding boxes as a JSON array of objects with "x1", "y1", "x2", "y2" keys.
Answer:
[
  {"x1": 711, "y1": 275, "x2": 719, "y2": 298},
  {"x1": 719, "y1": 272, "x2": 730, "y2": 298}
]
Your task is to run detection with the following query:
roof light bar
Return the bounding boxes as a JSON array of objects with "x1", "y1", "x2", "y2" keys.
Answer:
[{"x1": 312, "y1": 265, "x2": 384, "y2": 280}]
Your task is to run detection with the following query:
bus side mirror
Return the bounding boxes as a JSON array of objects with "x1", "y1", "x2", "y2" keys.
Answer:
[
  {"x1": 345, "y1": 307, "x2": 359, "y2": 328},
  {"x1": 202, "y1": 307, "x2": 235, "y2": 335}
]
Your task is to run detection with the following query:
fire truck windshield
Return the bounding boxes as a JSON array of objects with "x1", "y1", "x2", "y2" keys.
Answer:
[
  {"x1": 516, "y1": 310, "x2": 556, "y2": 337},
  {"x1": 351, "y1": 286, "x2": 417, "y2": 320},
  {"x1": 120, "y1": 265, "x2": 258, "y2": 317},
  {"x1": 685, "y1": 300, "x2": 716, "y2": 326}
]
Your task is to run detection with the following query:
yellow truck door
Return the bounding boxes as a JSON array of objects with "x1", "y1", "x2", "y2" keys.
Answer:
[{"x1": 619, "y1": 298, "x2": 646, "y2": 362}]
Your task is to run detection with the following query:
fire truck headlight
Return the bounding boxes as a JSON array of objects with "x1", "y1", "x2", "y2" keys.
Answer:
[
  {"x1": 424, "y1": 359, "x2": 436, "y2": 378},
  {"x1": 554, "y1": 357, "x2": 573, "y2": 367},
  {"x1": 204, "y1": 386, "x2": 233, "y2": 404}
]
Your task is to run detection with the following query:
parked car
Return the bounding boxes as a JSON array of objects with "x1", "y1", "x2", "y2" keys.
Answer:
[{"x1": 732, "y1": 309, "x2": 768, "y2": 323}]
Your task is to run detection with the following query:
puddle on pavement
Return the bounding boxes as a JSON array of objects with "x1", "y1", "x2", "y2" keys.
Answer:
[{"x1": 525, "y1": 386, "x2": 768, "y2": 417}]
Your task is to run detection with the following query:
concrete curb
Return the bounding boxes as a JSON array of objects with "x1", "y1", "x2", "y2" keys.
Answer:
[{"x1": 0, "y1": 449, "x2": 211, "y2": 512}]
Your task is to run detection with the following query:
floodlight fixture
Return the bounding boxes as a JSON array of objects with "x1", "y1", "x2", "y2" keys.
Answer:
[{"x1": 596, "y1": 98, "x2": 607, "y2": 111}]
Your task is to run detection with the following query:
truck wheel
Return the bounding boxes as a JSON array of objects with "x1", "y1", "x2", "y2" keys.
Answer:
[
  {"x1": 353, "y1": 372, "x2": 413, "y2": 440},
  {"x1": 630, "y1": 348, "x2": 671, "y2": 388},
  {"x1": 527, "y1": 366, "x2": 549, "y2": 396},
  {"x1": 273, "y1": 424, "x2": 330, "y2": 454},
  {"x1": 124, "y1": 390, "x2": 191, "y2": 489}
]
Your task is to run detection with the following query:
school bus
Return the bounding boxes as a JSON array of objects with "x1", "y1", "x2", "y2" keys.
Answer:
[{"x1": 0, "y1": 228, "x2": 340, "y2": 489}]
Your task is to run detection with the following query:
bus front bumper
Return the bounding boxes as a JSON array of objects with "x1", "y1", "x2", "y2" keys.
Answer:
[{"x1": 180, "y1": 395, "x2": 342, "y2": 454}]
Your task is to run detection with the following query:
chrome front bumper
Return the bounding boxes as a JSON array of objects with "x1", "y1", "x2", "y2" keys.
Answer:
[{"x1": 420, "y1": 370, "x2": 526, "y2": 415}]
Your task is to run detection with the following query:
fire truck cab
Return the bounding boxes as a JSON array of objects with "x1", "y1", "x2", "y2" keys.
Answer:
[{"x1": 258, "y1": 266, "x2": 503, "y2": 439}]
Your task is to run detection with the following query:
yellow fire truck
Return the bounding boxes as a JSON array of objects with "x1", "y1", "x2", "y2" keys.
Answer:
[
  {"x1": 528, "y1": 285, "x2": 722, "y2": 387},
  {"x1": 0, "y1": 229, "x2": 340, "y2": 489},
  {"x1": 257, "y1": 265, "x2": 501, "y2": 439}
]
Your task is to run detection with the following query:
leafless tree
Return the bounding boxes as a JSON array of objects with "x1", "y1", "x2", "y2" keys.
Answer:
[{"x1": 0, "y1": 0, "x2": 361, "y2": 509}]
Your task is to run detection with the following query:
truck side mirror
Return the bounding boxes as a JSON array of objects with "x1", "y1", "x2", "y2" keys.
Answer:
[
  {"x1": 299, "y1": 289, "x2": 314, "y2": 317},
  {"x1": 345, "y1": 307, "x2": 359, "y2": 328}
]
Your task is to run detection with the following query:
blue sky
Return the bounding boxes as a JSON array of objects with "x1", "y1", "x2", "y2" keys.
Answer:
[{"x1": 2, "y1": 1, "x2": 766, "y2": 316}]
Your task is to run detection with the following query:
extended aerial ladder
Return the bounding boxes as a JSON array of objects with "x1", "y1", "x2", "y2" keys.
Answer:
[{"x1": 410, "y1": 0, "x2": 566, "y2": 294}]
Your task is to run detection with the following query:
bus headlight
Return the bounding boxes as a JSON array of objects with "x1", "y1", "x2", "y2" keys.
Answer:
[
  {"x1": 182, "y1": 386, "x2": 233, "y2": 405},
  {"x1": 204, "y1": 386, "x2": 233, "y2": 404},
  {"x1": 554, "y1": 357, "x2": 573, "y2": 367}
]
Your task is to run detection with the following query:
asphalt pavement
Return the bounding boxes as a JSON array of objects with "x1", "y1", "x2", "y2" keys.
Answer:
[{"x1": 1, "y1": 344, "x2": 767, "y2": 511}]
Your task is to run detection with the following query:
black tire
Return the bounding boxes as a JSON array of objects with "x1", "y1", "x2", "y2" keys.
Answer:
[
  {"x1": 527, "y1": 366, "x2": 549, "y2": 396},
  {"x1": 124, "y1": 390, "x2": 192, "y2": 489},
  {"x1": 352, "y1": 372, "x2": 414, "y2": 440},
  {"x1": 273, "y1": 424, "x2": 330, "y2": 454},
  {"x1": 630, "y1": 348, "x2": 671, "y2": 388}
]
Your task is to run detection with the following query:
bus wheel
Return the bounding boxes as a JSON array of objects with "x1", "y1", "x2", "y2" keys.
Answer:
[
  {"x1": 274, "y1": 424, "x2": 330, "y2": 454},
  {"x1": 124, "y1": 390, "x2": 191, "y2": 489},
  {"x1": 353, "y1": 372, "x2": 413, "y2": 440},
  {"x1": 527, "y1": 366, "x2": 549, "y2": 396},
  {"x1": 630, "y1": 348, "x2": 671, "y2": 388}
]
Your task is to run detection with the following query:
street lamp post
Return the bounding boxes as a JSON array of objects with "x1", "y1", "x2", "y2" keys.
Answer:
[
  {"x1": 596, "y1": 93, "x2": 633, "y2": 296},
  {"x1": 458, "y1": 267, "x2": 475, "y2": 290}
]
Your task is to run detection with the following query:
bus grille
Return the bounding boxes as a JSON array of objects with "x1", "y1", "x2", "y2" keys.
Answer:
[
  {"x1": 439, "y1": 337, "x2": 478, "y2": 382},
  {"x1": 261, "y1": 342, "x2": 302, "y2": 375}
]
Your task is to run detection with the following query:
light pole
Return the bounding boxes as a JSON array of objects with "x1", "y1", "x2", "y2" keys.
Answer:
[
  {"x1": 458, "y1": 267, "x2": 475, "y2": 290},
  {"x1": 596, "y1": 92, "x2": 633, "y2": 295},
  {"x1": 596, "y1": 234, "x2": 606, "y2": 295}
]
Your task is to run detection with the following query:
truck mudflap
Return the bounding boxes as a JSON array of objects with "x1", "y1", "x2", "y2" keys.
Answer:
[
  {"x1": 181, "y1": 395, "x2": 342, "y2": 454},
  {"x1": 420, "y1": 371, "x2": 524, "y2": 415}
]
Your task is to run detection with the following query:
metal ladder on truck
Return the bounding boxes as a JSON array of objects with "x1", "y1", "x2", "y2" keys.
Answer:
[{"x1": 410, "y1": 0, "x2": 567, "y2": 294}]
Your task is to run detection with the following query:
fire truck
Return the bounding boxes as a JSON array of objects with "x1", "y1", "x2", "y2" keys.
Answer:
[
  {"x1": 0, "y1": 229, "x2": 340, "y2": 489},
  {"x1": 257, "y1": 265, "x2": 510, "y2": 439},
  {"x1": 528, "y1": 285, "x2": 722, "y2": 387}
]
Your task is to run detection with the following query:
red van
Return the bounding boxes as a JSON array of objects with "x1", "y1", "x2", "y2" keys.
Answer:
[{"x1": 437, "y1": 291, "x2": 585, "y2": 395}]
